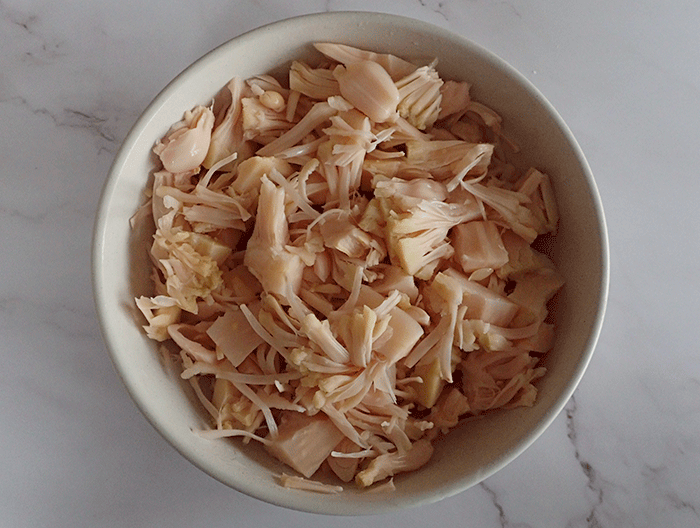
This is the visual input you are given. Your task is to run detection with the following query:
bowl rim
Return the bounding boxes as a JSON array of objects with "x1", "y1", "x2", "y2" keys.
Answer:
[{"x1": 92, "y1": 10, "x2": 610, "y2": 515}]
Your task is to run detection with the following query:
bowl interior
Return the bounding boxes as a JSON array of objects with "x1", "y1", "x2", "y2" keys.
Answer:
[{"x1": 93, "y1": 11, "x2": 608, "y2": 515}]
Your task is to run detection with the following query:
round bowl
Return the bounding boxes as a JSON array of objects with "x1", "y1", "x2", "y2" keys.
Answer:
[{"x1": 92, "y1": 11, "x2": 609, "y2": 516}]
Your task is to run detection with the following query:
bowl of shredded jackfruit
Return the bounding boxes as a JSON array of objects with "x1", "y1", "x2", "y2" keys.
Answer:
[{"x1": 93, "y1": 11, "x2": 609, "y2": 515}]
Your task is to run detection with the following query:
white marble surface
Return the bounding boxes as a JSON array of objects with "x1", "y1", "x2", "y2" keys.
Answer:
[{"x1": 2, "y1": 0, "x2": 699, "y2": 526}]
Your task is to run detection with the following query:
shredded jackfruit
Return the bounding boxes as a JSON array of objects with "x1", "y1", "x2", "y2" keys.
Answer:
[{"x1": 134, "y1": 43, "x2": 563, "y2": 491}]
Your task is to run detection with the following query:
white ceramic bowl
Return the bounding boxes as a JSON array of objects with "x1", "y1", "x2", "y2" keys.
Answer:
[{"x1": 92, "y1": 11, "x2": 609, "y2": 515}]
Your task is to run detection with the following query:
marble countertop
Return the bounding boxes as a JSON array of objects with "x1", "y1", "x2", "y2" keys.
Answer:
[{"x1": 2, "y1": 0, "x2": 699, "y2": 526}]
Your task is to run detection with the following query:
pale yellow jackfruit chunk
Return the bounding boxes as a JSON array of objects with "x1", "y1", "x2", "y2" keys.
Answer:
[
  {"x1": 413, "y1": 359, "x2": 445, "y2": 409},
  {"x1": 187, "y1": 232, "x2": 232, "y2": 266},
  {"x1": 231, "y1": 155, "x2": 294, "y2": 208},
  {"x1": 327, "y1": 438, "x2": 362, "y2": 483},
  {"x1": 265, "y1": 412, "x2": 345, "y2": 478},
  {"x1": 244, "y1": 177, "x2": 304, "y2": 300},
  {"x1": 355, "y1": 285, "x2": 423, "y2": 364},
  {"x1": 355, "y1": 438, "x2": 434, "y2": 487},
  {"x1": 334, "y1": 61, "x2": 399, "y2": 123},
  {"x1": 452, "y1": 220, "x2": 509, "y2": 274},
  {"x1": 442, "y1": 268, "x2": 519, "y2": 327},
  {"x1": 155, "y1": 106, "x2": 215, "y2": 174},
  {"x1": 206, "y1": 308, "x2": 265, "y2": 367},
  {"x1": 151, "y1": 229, "x2": 224, "y2": 314}
]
